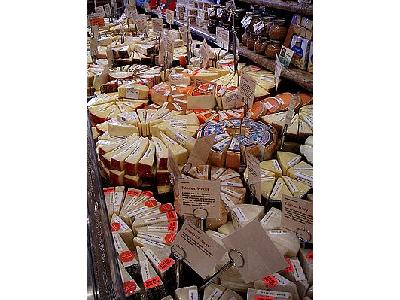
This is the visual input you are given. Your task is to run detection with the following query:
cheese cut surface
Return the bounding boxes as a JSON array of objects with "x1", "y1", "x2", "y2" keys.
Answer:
[
  {"x1": 277, "y1": 151, "x2": 302, "y2": 176},
  {"x1": 270, "y1": 177, "x2": 293, "y2": 202},
  {"x1": 282, "y1": 176, "x2": 311, "y2": 198}
]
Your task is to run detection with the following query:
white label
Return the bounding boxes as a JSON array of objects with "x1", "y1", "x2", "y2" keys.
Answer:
[
  {"x1": 219, "y1": 172, "x2": 239, "y2": 181},
  {"x1": 216, "y1": 27, "x2": 230, "y2": 50},
  {"x1": 288, "y1": 156, "x2": 301, "y2": 167},
  {"x1": 113, "y1": 191, "x2": 124, "y2": 211},
  {"x1": 137, "y1": 237, "x2": 165, "y2": 248},
  {"x1": 213, "y1": 168, "x2": 226, "y2": 180},
  {"x1": 141, "y1": 257, "x2": 151, "y2": 281},
  {"x1": 278, "y1": 46, "x2": 294, "y2": 68},
  {"x1": 189, "y1": 289, "x2": 199, "y2": 300},
  {"x1": 166, "y1": 9, "x2": 174, "y2": 24},
  {"x1": 232, "y1": 207, "x2": 247, "y2": 222},
  {"x1": 136, "y1": 15, "x2": 148, "y2": 34},
  {"x1": 113, "y1": 234, "x2": 124, "y2": 252},
  {"x1": 293, "y1": 260, "x2": 306, "y2": 281},
  {"x1": 221, "y1": 181, "x2": 242, "y2": 188},
  {"x1": 270, "y1": 180, "x2": 283, "y2": 198},
  {"x1": 239, "y1": 74, "x2": 256, "y2": 109},
  {"x1": 295, "y1": 172, "x2": 313, "y2": 184},
  {"x1": 206, "y1": 287, "x2": 224, "y2": 300},
  {"x1": 272, "y1": 160, "x2": 281, "y2": 171},
  {"x1": 285, "y1": 178, "x2": 298, "y2": 194},
  {"x1": 144, "y1": 248, "x2": 162, "y2": 266},
  {"x1": 221, "y1": 193, "x2": 236, "y2": 209},
  {"x1": 275, "y1": 55, "x2": 284, "y2": 91}
]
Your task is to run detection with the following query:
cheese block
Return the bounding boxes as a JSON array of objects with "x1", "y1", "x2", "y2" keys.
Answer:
[
  {"x1": 270, "y1": 177, "x2": 293, "y2": 202},
  {"x1": 110, "y1": 137, "x2": 143, "y2": 170},
  {"x1": 113, "y1": 233, "x2": 140, "y2": 276},
  {"x1": 97, "y1": 138, "x2": 126, "y2": 155},
  {"x1": 299, "y1": 144, "x2": 313, "y2": 166},
  {"x1": 260, "y1": 207, "x2": 282, "y2": 231},
  {"x1": 169, "y1": 72, "x2": 191, "y2": 86},
  {"x1": 220, "y1": 289, "x2": 243, "y2": 300},
  {"x1": 288, "y1": 161, "x2": 313, "y2": 187},
  {"x1": 103, "y1": 187, "x2": 114, "y2": 218},
  {"x1": 159, "y1": 131, "x2": 188, "y2": 164},
  {"x1": 260, "y1": 159, "x2": 282, "y2": 177},
  {"x1": 267, "y1": 230, "x2": 300, "y2": 257},
  {"x1": 231, "y1": 204, "x2": 264, "y2": 229},
  {"x1": 218, "y1": 222, "x2": 235, "y2": 236},
  {"x1": 276, "y1": 152, "x2": 302, "y2": 176},
  {"x1": 164, "y1": 127, "x2": 196, "y2": 152},
  {"x1": 138, "y1": 140, "x2": 155, "y2": 178},
  {"x1": 187, "y1": 94, "x2": 216, "y2": 110},
  {"x1": 261, "y1": 170, "x2": 277, "y2": 199},
  {"x1": 298, "y1": 249, "x2": 313, "y2": 284},
  {"x1": 262, "y1": 111, "x2": 287, "y2": 132},
  {"x1": 136, "y1": 246, "x2": 166, "y2": 294},
  {"x1": 118, "y1": 261, "x2": 141, "y2": 299},
  {"x1": 113, "y1": 186, "x2": 125, "y2": 215},
  {"x1": 124, "y1": 174, "x2": 141, "y2": 187},
  {"x1": 111, "y1": 214, "x2": 135, "y2": 251},
  {"x1": 221, "y1": 186, "x2": 245, "y2": 202},
  {"x1": 175, "y1": 286, "x2": 199, "y2": 300},
  {"x1": 209, "y1": 137, "x2": 231, "y2": 167},
  {"x1": 282, "y1": 176, "x2": 311, "y2": 198},
  {"x1": 280, "y1": 258, "x2": 309, "y2": 298},
  {"x1": 152, "y1": 136, "x2": 168, "y2": 170},
  {"x1": 225, "y1": 137, "x2": 240, "y2": 170},
  {"x1": 203, "y1": 283, "x2": 225, "y2": 300},
  {"x1": 254, "y1": 273, "x2": 300, "y2": 300},
  {"x1": 108, "y1": 119, "x2": 138, "y2": 136},
  {"x1": 150, "y1": 82, "x2": 171, "y2": 105},
  {"x1": 124, "y1": 138, "x2": 150, "y2": 175},
  {"x1": 110, "y1": 169, "x2": 125, "y2": 186},
  {"x1": 247, "y1": 288, "x2": 292, "y2": 300},
  {"x1": 142, "y1": 244, "x2": 174, "y2": 277}
]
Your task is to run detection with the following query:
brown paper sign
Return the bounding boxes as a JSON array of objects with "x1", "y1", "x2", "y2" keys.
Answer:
[
  {"x1": 281, "y1": 194, "x2": 313, "y2": 242},
  {"x1": 245, "y1": 151, "x2": 261, "y2": 203},
  {"x1": 179, "y1": 178, "x2": 221, "y2": 219},
  {"x1": 222, "y1": 220, "x2": 287, "y2": 283},
  {"x1": 172, "y1": 221, "x2": 226, "y2": 278},
  {"x1": 187, "y1": 134, "x2": 216, "y2": 167},
  {"x1": 239, "y1": 74, "x2": 256, "y2": 109}
]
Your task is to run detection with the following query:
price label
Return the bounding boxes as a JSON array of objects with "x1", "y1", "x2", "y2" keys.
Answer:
[
  {"x1": 253, "y1": 21, "x2": 265, "y2": 35},
  {"x1": 95, "y1": 6, "x2": 105, "y2": 17},
  {"x1": 216, "y1": 27, "x2": 230, "y2": 50},
  {"x1": 136, "y1": 15, "x2": 148, "y2": 34},
  {"x1": 245, "y1": 151, "x2": 261, "y2": 203},
  {"x1": 278, "y1": 46, "x2": 294, "y2": 68},
  {"x1": 239, "y1": 73, "x2": 257, "y2": 109},
  {"x1": 90, "y1": 38, "x2": 98, "y2": 57},
  {"x1": 223, "y1": 91, "x2": 240, "y2": 110},
  {"x1": 284, "y1": 94, "x2": 297, "y2": 126},
  {"x1": 104, "y1": 4, "x2": 111, "y2": 17},
  {"x1": 166, "y1": 9, "x2": 174, "y2": 25},
  {"x1": 152, "y1": 18, "x2": 163, "y2": 33},
  {"x1": 241, "y1": 16, "x2": 251, "y2": 28}
]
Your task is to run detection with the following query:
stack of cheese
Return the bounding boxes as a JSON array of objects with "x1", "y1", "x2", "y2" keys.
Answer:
[
  {"x1": 243, "y1": 151, "x2": 313, "y2": 203},
  {"x1": 197, "y1": 118, "x2": 278, "y2": 170},
  {"x1": 300, "y1": 136, "x2": 313, "y2": 165},
  {"x1": 105, "y1": 187, "x2": 179, "y2": 298},
  {"x1": 174, "y1": 165, "x2": 246, "y2": 230}
]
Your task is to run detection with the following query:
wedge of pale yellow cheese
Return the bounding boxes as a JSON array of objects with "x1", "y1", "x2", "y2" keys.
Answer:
[
  {"x1": 260, "y1": 207, "x2": 282, "y2": 231},
  {"x1": 231, "y1": 204, "x2": 264, "y2": 229},
  {"x1": 277, "y1": 151, "x2": 302, "y2": 176},
  {"x1": 287, "y1": 161, "x2": 313, "y2": 187},
  {"x1": 270, "y1": 177, "x2": 293, "y2": 202},
  {"x1": 282, "y1": 176, "x2": 311, "y2": 198},
  {"x1": 124, "y1": 137, "x2": 149, "y2": 176},
  {"x1": 261, "y1": 169, "x2": 277, "y2": 199},
  {"x1": 108, "y1": 119, "x2": 139, "y2": 137},
  {"x1": 110, "y1": 137, "x2": 143, "y2": 170},
  {"x1": 187, "y1": 94, "x2": 216, "y2": 110},
  {"x1": 111, "y1": 214, "x2": 134, "y2": 251},
  {"x1": 159, "y1": 131, "x2": 188, "y2": 164},
  {"x1": 138, "y1": 140, "x2": 155, "y2": 178},
  {"x1": 163, "y1": 127, "x2": 196, "y2": 152}
]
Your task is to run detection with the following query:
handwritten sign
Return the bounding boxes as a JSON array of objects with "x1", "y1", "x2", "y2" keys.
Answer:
[
  {"x1": 172, "y1": 221, "x2": 226, "y2": 278},
  {"x1": 245, "y1": 151, "x2": 261, "y2": 203},
  {"x1": 136, "y1": 15, "x2": 148, "y2": 34},
  {"x1": 104, "y1": 4, "x2": 111, "y2": 17},
  {"x1": 179, "y1": 178, "x2": 221, "y2": 219},
  {"x1": 239, "y1": 73, "x2": 257, "y2": 109},
  {"x1": 95, "y1": 6, "x2": 105, "y2": 18},
  {"x1": 187, "y1": 134, "x2": 215, "y2": 167},
  {"x1": 222, "y1": 220, "x2": 287, "y2": 283},
  {"x1": 216, "y1": 27, "x2": 230, "y2": 50},
  {"x1": 281, "y1": 195, "x2": 313, "y2": 242},
  {"x1": 152, "y1": 18, "x2": 163, "y2": 33},
  {"x1": 166, "y1": 9, "x2": 175, "y2": 25}
]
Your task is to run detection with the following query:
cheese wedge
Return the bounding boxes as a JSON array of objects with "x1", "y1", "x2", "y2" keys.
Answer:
[
  {"x1": 211, "y1": 167, "x2": 226, "y2": 180},
  {"x1": 108, "y1": 119, "x2": 139, "y2": 137},
  {"x1": 159, "y1": 131, "x2": 188, "y2": 164},
  {"x1": 203, "y1": 284, "x2": 225, "y2": 300},
  {"x1": 152, "y1": 136, "x2": 168, "y2": 170},
  {"x1": 300, "y1": 144, "x2": 313, "y2": 165},
  {"x1": 280, "y1": 258, "x2": 309, "y2": 298},
  {"x1": 267, "y1": 230, "x2": 300, "y2": 257},
  {"x1": 110, "y1": 137, "x2": 143, "y2": 170},
  {"x1": 276, "y1": 152, "x2": 302, "y2": 176},
  {"x1": 136, "y1": 246, "x2": 165, "y2": 292},
  {"x1": 231, "y1": 204, "x2": 264, "y2": 229},
  {"x1": 111, "y1": 214, "x2": 135, "y2": 251},
  {"x1": 260, "y1": 159, "x2": 282, "y2": 177},
  {"x1": 220, "y1": 289, "x2": 243, "y2": 300},
  {"x1": 164, "y1": 127, "x2": 196, "y2": 152},
  {"x1": 113, "y1": 186, "x2": 125, "y2": 214},
  {"x1": 187, "y1": 94, "x2": 216, "y2": 110},
  {"x1": 270, "y1": 177, "x2": 293, "y2": 202},
  {"x1": 142, "y1": 245, "x2": 175, "y2": 277},
  {"x1": 282, "y1": 176, "x2": 311, "y2": 198},
  {"x1": 125, "y1": 138, "x2": 150, "y2": 175},
  {"x1": 175, "y1": 286, "x2": 199, "y2": 300},
  {"x1": 298, "y1": 249, "x2": 313, "y2": 284},
  {"x1": 113, "y1": 233, "x2": 139, "y2": 276},
  {"x1": 287, "y1": 162, "x2": 313, "y2": 187},
  {"x1": 218, "y1": 222, "x2": 235, "y2": 236},
  {"x1": 110, "y1": 169, "x2": 125, "y2": 186},
  {"x1": 209, "y1": 137, "x2": 231, "y2": 167},
  {"x1": 124, "y1": 174, "x2": 141, "y2": 187},
  {"x1": 138, "y1": 140, "x2": 155, "y2": 178},
  {"x1": 254, "y1": 273, "x2": 299, "y2": 300},
  {"x1": 118, "y1": 83, "x2": 149, "y2": 100},
  {"x1": 103, "y1": 187, "x2": 114, "y2": 219},
  {"x1": 260, "y1": 207, "x2": 282, "y2": 231},
  {"x1": 247, "y1": 288, "x2": 292, "y2": 300},
  {"x1": 118, "y1": 261, "x2": 141, "y2": 298}
]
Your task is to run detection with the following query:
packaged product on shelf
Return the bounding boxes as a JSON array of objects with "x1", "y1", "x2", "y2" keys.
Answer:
[
  {"x1": 290, "y1": 35, "x2": 311, "y2": 70},
  {"x1": 308, "y1": 41, "x2": 313, "y2": 73}
]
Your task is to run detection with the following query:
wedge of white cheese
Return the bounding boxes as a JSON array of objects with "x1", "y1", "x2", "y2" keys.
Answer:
[
  {"x1": 247, "y1": 288, "x2": 292, "y2": 300},
  {"x1": 231, "y1": 204, "x2": 264, "y2": 229},
  {"x1": 254, "y1": 273, "x2": 299, "y2": 300},
  {"x1": 175, "y1": 286, "x2": 199, "y2": 300},
  {"x1": 110, "y1": 214, "x2": 134, "y2": 251},
  {"x1": 260, "y1": 207, "x2": 282, "y2": 230},
  {"x1": 267, "y1": 230, "x2": 300, "y2": 257},
  {"x1": 276, "y1": 152, "x2": 302, "y2": 176}
]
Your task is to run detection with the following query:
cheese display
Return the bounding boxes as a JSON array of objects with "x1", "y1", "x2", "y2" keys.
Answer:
[{"x1": 88, "y1": 7, "x2": 314, "y2": 300}]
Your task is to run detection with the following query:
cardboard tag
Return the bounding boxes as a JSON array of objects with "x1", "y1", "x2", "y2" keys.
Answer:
[
  {"x1": 167, "y1": 149, "x2": 181, "y2": 181},
  {"x1": 90, "y1": 38, "x2": 98, "y2": 57},
  {"x1": 245, "y1": 152, "x2": 261, "y2": 203},
  {"x1": 200, "y1": 40, "x2": 211, "y2": 68},
  {"x1": 106, "y1": 46, "x2": 114, "y2": 68},
  {"x1": 281, "y1": 195, "x2": 313, "y2": 242},
  {"x1": 172, "y1": 221, "x2": 226, "y2": 278},
  {"x1": 239, "y1": 74, "x2": 257, "y2": 109},
  {"x1": 216, "y1": 27, "x2": 230, "y2": 50},
  {"x1": 178, "y1": 178, "x2": 221, "y2": 219},
  {"x1": 187, "y1": 134, "x2": 216, "y2": 167},
  {"x1": 104, "y1": 4, "x2": 111, "y2": 17},
  {"x1": 152, "y1": 18, "x2": 163, "y2": 33},
  {"x1": 92, "y1": 25, "x2": 99, "y2": 40},
  {"x1": 274, "y1": 55, "x2": 284, "y2": 91},
  {"x1": 136, "y1": 15, "x2": 148, "y2": 34},
  {"x1": 223, "y1": 91, "x2": 240, "y2": 109},
  {"x1": 222, "y1": 220, "x2": 287, "y2": 283},
  {"x1": 278, "y1": 46, "x2": 294, "y2": 68},
  {"x1": 95, "y1": 6, "x2": 106, "y2": 18},
  {"x1": 166, "y1": 9, "x2": 174, "y2": 25}
]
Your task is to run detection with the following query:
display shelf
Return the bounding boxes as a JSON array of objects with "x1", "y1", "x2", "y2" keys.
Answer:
[
  {"x1": 173, "y1": 19, "x2": 313, "y2": 91},
  {"x1": 87, "y1": 119, "x2": 125, "y2": 300},
  {"x1": 239, "y1": 0, "x2": 313, "y2": 16}
]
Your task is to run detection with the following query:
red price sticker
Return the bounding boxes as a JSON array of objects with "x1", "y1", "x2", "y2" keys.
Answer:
[
  {"x1": 142, "y1": 190, "x2": 153, "y2": 197},
  {"x1": 144, "y1": 276, "x2": 161, "y2": 289},
  {"x1": 127, "y1": 189, "x2": 141, "y2": 197},
  {"x1": 284, "y1": 257, "x2": 294, "y2": 273},
  {"x1": 168, "y1": 221, "x2": 177, "y2": 232},
  {"x1": 123, "y1": 281, "x2": 137, "y2": 296},
  {"x1": 254, "y1": 296, "x2": 275, "y2": 300},
  {"x1": 103, "y1": 187, "x2": 114, "y2": 194},
  {"x1": 166, "y1": 211, "x2": 177, "y2": 221},
  {"x1": 262, "y1": 275, "x2": 279, "y2": 288},
  {"x1": 89, "y1": 17, "x2": 105, "y2": 26},
  {"x1": 160, "y1": 203, "x2": 173, "y2": 213},
  {"x1": 144, "y1": 199, "x2": 157, "y2": 208},
  {"x1": 306, "y1": 251, "x2": 313, "y2": 262},
  {"x1": 119, "y1": 251, "x2": 134, "y2": 263},
  {"x1": 164, "y1": 233, "x2": 176, "y2": 245},
  {"x1": 158, "y1": 257, "x2": 175, "y2": 272},
  {"x1": 111, "y1": 222, "x2": 121, "y2": 232}
]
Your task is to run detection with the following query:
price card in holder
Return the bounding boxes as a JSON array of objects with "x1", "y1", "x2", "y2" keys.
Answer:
[
  {"x1": 239, "y1": 73, "x2": 257, "y2": 109},
  {"x1": 136, "y1": 15, "x2": 148, "y2": 34},
  {"x1": 104, "y1": 4, "x2": 111, "y2": 17},
  {"x1": 95, "y1": 6, "x2": 106, "y2": 18},
  {"x1": 166, "y1": 9, "x2": 175, "y2": 25},
  {"x1": 178, "y1": 178, "x2": 221, "y2": 219},
  {"x1": 216, "y1": 27, "x2": 230, "y2": 50},
  {"x1": 152, "y1": 18, "x2": 163, "y2": 33},
  {"x1": 281, "y1": 195, "x2": 313, "y2": 242},
  {"x1": 245, "y1": 151, "x2": 261, "y2": 203},
  {"x1": 172, "y1": 221, "x2": 226, "y2": 279},
  {"x1": 187, "y1": 134, "x2": 216, "y2": 167}
]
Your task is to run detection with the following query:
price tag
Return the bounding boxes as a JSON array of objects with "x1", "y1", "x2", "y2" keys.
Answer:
[
  {"x1": 95, "y1": 6, "x2": 106, "y2": 18},
  {"x1": 172, "y1": 221, "x2": 226, "y2": 278},
  {"x1": 152, "y1": 18, "x2": 163, "y2": 33},
  {"x1": 90, "y1": 38, "x2": 98, "y2": 57},
  {"x1": 245, "y1": 151, "x2": 261, "y2": 203},
  {"x1": 284, "y1": 94, "x2": 297, "y2": 126},
  {"x1": 92, "y1": 25, "x2": 99, "y2": 40},
  {"x1": 136, "y1": 15, "x2": 148, "y2": 34},
  {"x1": 126, "y1": 89, "x2": 139, "y2": 99},
  {"x1": 239, "y1": 73, "x2": 257, "y2": 109},
  {"x1": 281, "y1": 195, "x2": 313, "y2": 242},
  {"x1": 216, "y1": 27, "x2": 230, "y2": 50},
  {"x1": 178, "y1": 178, "x2": 221, "y2": 219},
  {"x1": 104, "y1": 4, "x2": 111, "y2": 17},
  {"x1": 144, "y1": 2, "x2": 150, "y2": 12},
  {"x1": 166, "y1": 9, "x2": 174, "y2": 25},
  {"x1": 222, "y1": 220, "x2": 287, "y2": 283},
  {"x1": 278, "y1": 46, "x2": 294, "y2": 68},
  {"x1": 253, "y1": 21, "x2": 265, "y2": 35},
  {"x1": 223, "y1": 91, "x2": 240, "y2": 109},
  {"x1": 187, "y1": 134, "x2": 216, "y2": 167},
  {"x1": 241, "y1": 16, "x2": 251, "y2": 28}
]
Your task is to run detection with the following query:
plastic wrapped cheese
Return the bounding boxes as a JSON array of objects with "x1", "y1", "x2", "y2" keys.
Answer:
[
  {"x1": 254, "y1": 273, "x2": 300, "y2": 300},
  {"x1": 247, "y1": 288, "x2": 292, "y2": 300},
  {"x1": 267, "y1": 230, "x2": 300, "y2": 257},
  {"x1": 260, "y1": 207, "x2": 282, "y2": 230},
  {"x1": 231, "y1": 204, "x2": 264, "y2": 229},
  {"x1": 175, "y1": 286, "x2": 199, "y2": 300},
  {"x1": 218, "y1": 222, "x2": 235, "y2": 235}
]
